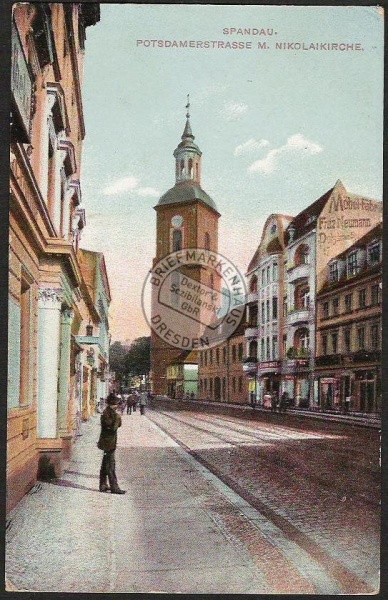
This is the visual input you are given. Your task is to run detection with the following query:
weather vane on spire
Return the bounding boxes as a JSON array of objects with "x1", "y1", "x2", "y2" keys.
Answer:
[{"x1": 185, "y1": 94, "x2": 190, "y2": 119}]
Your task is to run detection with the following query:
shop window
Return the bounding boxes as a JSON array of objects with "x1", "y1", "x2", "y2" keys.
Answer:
[
  {"x1": 344, "y1": 293, "x2": 353, "y2": 313},
  {"x1": 329, "y1": 261, "x2": 339, "y2": 282},
  {"x1": 359, "y1": 288, "x2": 366, "y2": 309},
  {"x1": 357, "y1": 327, "x2": 365, "y2": 350},
  {"x1": 238, "y1": 343, "x2": 243, "y2": 361}
]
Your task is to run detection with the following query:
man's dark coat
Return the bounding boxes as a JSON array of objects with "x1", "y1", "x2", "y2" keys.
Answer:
[{"x1": 97, "y1": 405, "x2": 122, "y2": 451}]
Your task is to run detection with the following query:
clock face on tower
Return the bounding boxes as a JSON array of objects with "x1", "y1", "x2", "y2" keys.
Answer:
[{"x1": 171, "y1": 215, "x2": 183, "y2": 228}]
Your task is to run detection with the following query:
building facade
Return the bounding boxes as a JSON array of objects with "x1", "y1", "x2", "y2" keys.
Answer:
[
  {"x1": 151, "y1": 104, "x2": 221, "y2": 395},
  {"x1": 8, "y1": 3, "x2": 100, "y2": 512},
  {"x1": 315, "y1": 223, "x2": 382, "y2": 413}
]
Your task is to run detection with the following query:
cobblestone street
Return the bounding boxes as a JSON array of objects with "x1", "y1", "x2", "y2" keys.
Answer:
[{"x1": 6, "y1": 406, "x2": 380, "y2": 594}]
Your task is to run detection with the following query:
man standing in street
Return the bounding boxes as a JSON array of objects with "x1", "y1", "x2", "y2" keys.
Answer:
[
  {"x1": 97, "y1": 393, "x2": 126, "y2": 494},
  {"x1": 139, "y1": 391, "x2": 147, "y2": 415}
]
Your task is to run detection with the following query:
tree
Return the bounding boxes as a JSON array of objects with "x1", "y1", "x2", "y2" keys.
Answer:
[
  {"x1": 125, "y1": 336, "x2": 151, "y2": 377},
  {"x1": 109, "y1": 341, "x2": 128, "y2": 378}
]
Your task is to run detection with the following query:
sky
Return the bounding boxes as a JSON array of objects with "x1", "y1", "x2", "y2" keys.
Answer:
[{"x1": 79, "y1": 4, "x2": 384, "y2": 343}]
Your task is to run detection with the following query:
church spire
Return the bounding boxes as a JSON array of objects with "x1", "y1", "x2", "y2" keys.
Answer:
[{"x1": 174, "y1": 95, "x2": 202, "y2": 185}]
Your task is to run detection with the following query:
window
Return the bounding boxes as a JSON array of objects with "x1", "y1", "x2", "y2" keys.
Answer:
[
  {"x1": 223, "y1": 347, "x2": 227, "y2": 364},
  {"x1": 261, "y1": 338, "x2": 265, "y2": 360},
  {"x1": 250, "y1": 276, "x2": 258, "y2": 293},
  {"x1": 357, "y1": 327, "x2": 365, "y2": 350},
  {"x1": 347, "y1": 252, "x2": 359, "y2": 276},
  {"x1": 371, "y1": 284, "x2": 380, "y2": 306},
  {"x1": 188, "y1": 158, "x2": 193, "y2": 178},
  {"x1": 272, "y1": 336, "x2": 278, "y2": 359},
  {"x1": 238, "y1": 376, "x2": 243, "y2": 393},
  {"x1": 266, "y1": 336, "x2": 270, "y2": 360},
  {"x1": 238, "y1": 343, "x2": 243, "y2": 361},
  {"x1": 204, "y1": 351, "x2": 208, "y2": 366},
  {"x1": 329, "y1": 261, "x2": 339, "y2": 282},
  {"x1": 267, "y1": 266, "x2": 270, "y2": 283},
  {"x1": 20, "y1": 276, "x2": 32, "y2": 405},
  {"x1": 209, "y1": 378, "x2": 213, "y2": 395},
  {"x1": 232, "y1": 345, "x2": 236, "y2": 362},
  {"x1": 172, "y1": 229, "x2": 182, "y2": 251},
  {"x1": 261, "y1": 269, "x2": 265, "y2": 285},
  {"x1": 344, "y1": 293, "x2": 353, "y2": 313},
  {"x1": 301, "y1": 247, "x2": 310, "y2": 264},
  {"x1": 332, "y1": 297, "x2": 339, "y2": 316},
  {"x1": 368, "y1": 241, "x2": 380, "y2": 264},
  {"x1": 283, "y1": 334, "x2": 287, "y2": 355},
  {"x1": 283, "y1": 299, "x2": 287, "y2": 317},
  {"x1": 344, "y1": 328, "x2": 351, "y2": 353},
  {"x1": 370, "y1": 323, "x2": 379, "y2": 350},
  {"x1": 322, "y1": 334, "x2": 328, "y2": 355},
  {"x1": 266, "y1": 299, "x2": 270, "y2": 322},
  {"x1": 301, "y1": 289, "x2": 310, "y2": 309},
  {"x1": 272, "y1": 262, "x2": 278, "y2": 281},
  {"x1": 249, "y1": 304, "x2": 258, "y2": 327},
  {"x1": 222, "y1": 377, "x2": 226, "y2": 397},
  {"x1": 249, "y1": 340, "x2": 257, "y2": 359},
  {"x1": 204, "y1": 232, "x2": 210, "y2": 250},
  {"x1": 272, "y1": 297, "x2": 278, "y2": 320},
  {"x1": 232, "y1": 377, "x2": 236, "y2": 393},
  {"x1": 209, "y1": 349, "x2": 213, "y2": 364},
  {"x1": 331, "y1": 332, "x2": 338, "y2": 354},
  {"x1": 216, "y1": 348, "x2": 219, "y2": 364},
  {"x1": 297, "y1": 329, "x2": 309, "y2": 349},
  {"x1": 359, "y1": 288, "x2": 366, "y2": 309},
  {"x1": 323, "y1": 301, "x2": 329, "y2": 318},
  {"x1": 261, "y1": 301, "x2": 265, "y2": 324}
]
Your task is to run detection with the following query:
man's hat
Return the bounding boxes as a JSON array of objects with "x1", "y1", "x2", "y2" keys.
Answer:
[{"x1": 107, "y1": 393, "x2": 118, "y2": 406}]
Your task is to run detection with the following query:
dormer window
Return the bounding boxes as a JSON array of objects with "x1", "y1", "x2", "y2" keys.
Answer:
[
  {"x1": 329, "y1": 261, "x2": 339, "y2": 282},
  {"x1": 347, "y1": 251, "x2": 359, "y2": 277}
]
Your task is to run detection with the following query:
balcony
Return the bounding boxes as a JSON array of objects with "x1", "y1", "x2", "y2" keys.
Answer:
[
  {"x1": 287, "y1": 308, "x2": 310, "y2": 325},
  {"x1": 344, "y1": 350, "x2": 381, "y2": 364},
  {"x1": 287, "y1": 263, "x2": 310, "y2": 283},
  {"x1": 244, "y1": 326, "x2": 259, "y2": 339},
  {"x1": 316, "y1": 354, "x2": 343, "y2": 367},
  {"x1": 243, "y1": 359, "x2": 258, "y2": 375}
]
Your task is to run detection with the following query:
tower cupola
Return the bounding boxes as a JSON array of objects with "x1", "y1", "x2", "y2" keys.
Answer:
[{"x1": 173, "y1": 95, "x2": 202, "y2": 185}]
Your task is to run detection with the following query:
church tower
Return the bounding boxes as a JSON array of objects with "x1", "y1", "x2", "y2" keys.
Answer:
[{"x1": 150, "y1": 98, "x2": 221, "y2": 395}]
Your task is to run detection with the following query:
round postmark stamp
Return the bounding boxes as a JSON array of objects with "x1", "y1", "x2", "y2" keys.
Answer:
[{"x1": 142, "y1": 248, "x2": 247, "y2": 351}]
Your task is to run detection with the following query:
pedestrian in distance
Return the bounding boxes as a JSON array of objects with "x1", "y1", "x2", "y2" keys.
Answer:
[
  {"x1": 279, "y1": 391, "x2": 288, "y2": 413},
  {"x1": 139, "y1": 391, "x2": 147, "y2": 415},
  {"x1": 126, "y1": 392, "x2": 135, "y2": 415},
  {"x1": 270, "y1": 392, "x2": 277, "y2": 413},
  {"x1": 97, "y1": 393, "x2": 126, "y2": 494}
]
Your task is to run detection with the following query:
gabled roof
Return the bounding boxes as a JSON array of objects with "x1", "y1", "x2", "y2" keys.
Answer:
[{"x1": 286, "y1": 186, "x2": 335, "y2": 243}]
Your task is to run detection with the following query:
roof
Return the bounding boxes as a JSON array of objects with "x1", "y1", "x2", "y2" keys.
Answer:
[
  {"x1": 246, "y1": 213, "x2": 293, "y2": 273},
  {"x1": 156, "y1": 181, "x2": 219, "y2": 213},
  {"x1": 286, "y1": 186, "x2": 334, "y2": 243}
]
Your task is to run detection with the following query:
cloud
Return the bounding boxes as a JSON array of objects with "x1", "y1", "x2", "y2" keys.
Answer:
[
  {"x1": 234, "y1": 138, "x2": 269, "y2": 157},
  {"x1": 103, "y1": 177, "x2": 160, "y2": 198},
  {"x1": 103, "y1": 176, "x2": 139, "y2": 195},
  {"x1": 248, "y1": 133, "x2": 323, "y2": 174},
  {"x1": 137, "y1": 187, "x2": 160, "y2": 198},
  {"x1": 222, "y1": 101, "x2": 248, "y2": 120}
]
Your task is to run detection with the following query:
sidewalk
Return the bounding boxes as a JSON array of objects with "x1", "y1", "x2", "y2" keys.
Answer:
[{"x1": 5, "y1": 410, "x2": 281, "y2": 594}]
